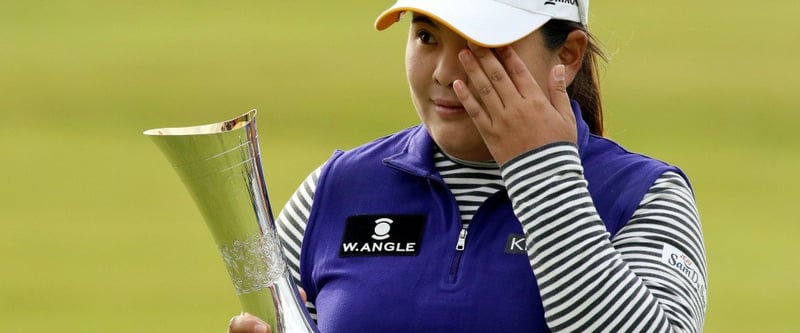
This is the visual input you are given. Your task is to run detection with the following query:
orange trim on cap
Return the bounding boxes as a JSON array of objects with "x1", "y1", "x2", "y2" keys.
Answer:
[
  {"x1": 374, "y1": 8, "x2": 404, "y2": 30},
  {"x1": 374, "y1": 7, "x2": 508, "y2": 48}
]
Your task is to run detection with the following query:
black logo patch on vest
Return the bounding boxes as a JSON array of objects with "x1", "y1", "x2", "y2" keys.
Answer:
[
  {"x1": 339, "y1": 215, "x2": 425, "y2": 257},
  {"x1": 505, "y1": 234, "x2": 527, "y2": 254}
]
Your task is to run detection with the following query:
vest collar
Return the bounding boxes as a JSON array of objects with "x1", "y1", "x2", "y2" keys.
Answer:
[
  {"x1": 383, "y1": 125, "x2": 438, "y2": 178},
  {"x1": 384, "y1": 100, "x2": 590, "y2": 177}
]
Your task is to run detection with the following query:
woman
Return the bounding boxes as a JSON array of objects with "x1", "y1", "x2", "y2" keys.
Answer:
[{"x1": 230, "y1": 0, "x2": 707, "y2": 332}]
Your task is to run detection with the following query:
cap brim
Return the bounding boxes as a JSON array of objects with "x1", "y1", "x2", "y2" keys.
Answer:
[{"x1": 375, "y1": 0, "x2": 552, "y2": 47}]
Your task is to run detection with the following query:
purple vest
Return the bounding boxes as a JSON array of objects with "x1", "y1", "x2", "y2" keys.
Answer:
[{"x1": 299, "y1": 102, "x2": 687, "y2": 332}]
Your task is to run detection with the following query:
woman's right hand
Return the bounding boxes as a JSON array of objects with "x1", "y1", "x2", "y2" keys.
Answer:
[{"x1": 228, "y1": 313, "x2": 270, "y2": 333}]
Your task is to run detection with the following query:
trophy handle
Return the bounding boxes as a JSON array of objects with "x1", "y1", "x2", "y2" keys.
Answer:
[{"x1": 145, "y1": 110, "x2": 319, "y2": 333}]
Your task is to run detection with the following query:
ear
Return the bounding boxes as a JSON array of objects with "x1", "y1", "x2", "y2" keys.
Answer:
[{"x1": 558, "y1": 30, "x2": 588, "y2": 85}]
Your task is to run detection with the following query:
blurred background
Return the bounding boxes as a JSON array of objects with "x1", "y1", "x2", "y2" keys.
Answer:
[{"x1": 1, "y1": 0, "x2": 797, "y2": 332}]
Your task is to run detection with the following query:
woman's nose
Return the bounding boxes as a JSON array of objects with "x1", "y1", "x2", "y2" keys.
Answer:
[{"x1": 433, "y1": 47, "x2": 468, "y2": 88}]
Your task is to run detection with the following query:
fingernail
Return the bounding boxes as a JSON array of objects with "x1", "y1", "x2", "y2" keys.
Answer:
[
  {"x1": 458, "y1": 49, "x2": 472, "y2": 64},
  {"x1": 555, "y1": 64, "x2": 565, "y2": 82},
  {"x1": 254, "y1": 324, "x2": 268, "y2": 333}
]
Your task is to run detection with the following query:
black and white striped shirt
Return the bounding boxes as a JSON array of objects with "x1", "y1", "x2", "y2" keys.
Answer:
[{"x1": 276, "y1": 143, "x2": 707, "y2": 332}]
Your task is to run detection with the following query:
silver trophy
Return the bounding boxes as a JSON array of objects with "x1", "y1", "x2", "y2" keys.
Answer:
[{"x1": 144, "y1": 110, "x2": 318, "y2": 332}]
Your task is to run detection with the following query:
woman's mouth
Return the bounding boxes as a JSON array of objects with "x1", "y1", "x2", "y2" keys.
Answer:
[{"x1": 432, "y1": 99, "x2": 466, "y2": 115}]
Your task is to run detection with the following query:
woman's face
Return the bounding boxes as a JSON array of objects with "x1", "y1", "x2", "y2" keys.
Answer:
[{"x1": 405, "y1": 14, "x2": 560, "y2": 162}]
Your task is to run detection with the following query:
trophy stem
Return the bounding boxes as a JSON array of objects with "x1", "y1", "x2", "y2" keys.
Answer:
[{"x1": 237, "y1": 271, "x2": 310, "y2": 330}]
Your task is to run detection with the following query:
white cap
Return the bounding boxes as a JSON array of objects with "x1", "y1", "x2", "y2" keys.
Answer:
[{"x1": 375, "y1": 0, "x2": 588, "y2": 47}]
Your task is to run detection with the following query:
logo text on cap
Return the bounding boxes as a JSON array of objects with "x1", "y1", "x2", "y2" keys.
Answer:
[{"x1": 544, "y1": 0, "x2": 578, "y2": 5}]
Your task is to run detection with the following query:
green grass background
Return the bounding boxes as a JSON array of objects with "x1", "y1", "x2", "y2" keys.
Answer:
[{"x1": 1, "y1": 0, "x2": 798, "y2": 331}]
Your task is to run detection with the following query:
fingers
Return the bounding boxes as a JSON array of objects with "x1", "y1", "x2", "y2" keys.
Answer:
[
  {"x1": 458, "y1": 43, "x2": 544, "y2": 102},
  {"x1": 228, "y1": 313, "x2": 270, "y2": 333},
  {"x1": 225, "y1": 288, "x2": 305, "y2": 333},
  {"x1": 467, "y1": 44, "x2": 522, "y2": 100},
  {"x1": 548, "y1": 64, "x2": 576, "y2": 125},
  {"x1": 298, "y1": 287, "x2": 307, "y2": 304},
  {"x1": 456, "y1": 47, "x2": 503, "y2": 119},
  {"x1": 492, "y1": 45, "x2": 539, "y2": 98},
  {"x1": 453, "y1": 80, "x2": 484, "y2": 120}
]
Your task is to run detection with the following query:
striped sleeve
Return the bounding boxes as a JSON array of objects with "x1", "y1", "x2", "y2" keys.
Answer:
[
  {"x1": 275, "y1": 165, "x2": 323, "y2": 318},
  {"x1": 500, "y1": 142, "x2": 707, "y2": 333}
]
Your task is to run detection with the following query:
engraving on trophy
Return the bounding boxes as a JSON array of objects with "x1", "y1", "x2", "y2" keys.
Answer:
[{"x1": 220, "y1": 232, "x2": 287, "y2": 295}]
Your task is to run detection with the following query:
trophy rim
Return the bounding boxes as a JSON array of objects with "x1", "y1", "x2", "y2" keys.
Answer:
[{"x1": 143, "y1": 109, "x2": 257, "y2": 136}]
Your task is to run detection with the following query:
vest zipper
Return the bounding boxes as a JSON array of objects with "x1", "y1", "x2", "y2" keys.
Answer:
[
  {"x1": 448, "y1": 225, "x2": 469, "y2": 282},
  {"x1": 455, "y1": 227, "x2": 468, "y2": 250}
]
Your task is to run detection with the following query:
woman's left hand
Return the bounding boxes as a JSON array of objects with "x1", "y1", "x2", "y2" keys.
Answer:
[{"x1": 453, "y1": 43, "x2": 577, "y2": 166}]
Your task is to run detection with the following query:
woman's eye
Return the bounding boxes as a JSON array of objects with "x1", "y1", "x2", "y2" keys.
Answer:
[{"x1": 417, "y1": 30, "x2": 436, "y2": 44}]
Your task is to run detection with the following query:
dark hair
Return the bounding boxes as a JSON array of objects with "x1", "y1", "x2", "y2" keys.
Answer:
[{"x1": 540, "y1": 20, "x2": 606, "y2": 136}]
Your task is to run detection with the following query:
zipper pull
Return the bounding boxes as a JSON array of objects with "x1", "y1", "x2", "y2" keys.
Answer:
[{"x1": 455, "y1": 228, "x2": 468, "y2": 251}]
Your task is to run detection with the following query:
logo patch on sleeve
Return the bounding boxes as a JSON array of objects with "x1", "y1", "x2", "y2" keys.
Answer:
[
  {"x1": 661, "y1": 243, "x2": 706, "y2": 298},
  {"x1": 339, "y1": 215, "x2": 425, "y2": 257}
]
